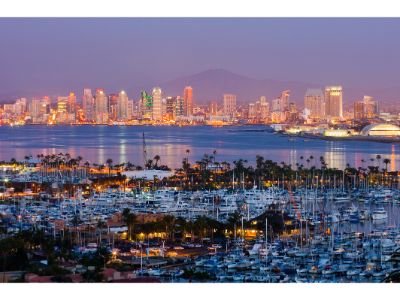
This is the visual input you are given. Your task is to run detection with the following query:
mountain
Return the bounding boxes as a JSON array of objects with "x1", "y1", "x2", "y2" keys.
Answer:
[
  {"x1": 162, "y1": 69, "x2": 319, "y2": 105},
  {"x1": 162, "y1": 69, "x2": 400, "y2": 107}
]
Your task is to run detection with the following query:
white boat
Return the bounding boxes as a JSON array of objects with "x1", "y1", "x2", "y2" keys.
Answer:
[{"x1": 371, "y1": 208, "x2": 388, "y2": 220}]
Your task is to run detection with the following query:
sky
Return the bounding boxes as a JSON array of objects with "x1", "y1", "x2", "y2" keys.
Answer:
[{"x1": 0, "y1": 18, "x2": 400, "y2": 100}]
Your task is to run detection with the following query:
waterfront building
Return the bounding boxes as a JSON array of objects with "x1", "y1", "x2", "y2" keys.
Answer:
[
  {"x1": 248, "y1": 103, "x2": 257, "y2": 120},
  {"x1": 166, "y1": 96, "x2": 177, "y2": 121},
  {"x1": 280, "y1": 90, "x2": 290, "y2": 111},
  {"x1": 325, "y1": 86, "x2": 343, "y2": 119},
  {"x1": 209, "y1": 101, "x2": 218, "y2": 116},
  {"x1": 183, "y1": 86, "x2": 193, "y2": 116},
  {"x1": 108, "y1": 93, "x2": 119, "y2": 121},
  {"x1": 57, "y1": 96, "x2": 68, "y2": 114},
  {"x1": 323, "y1": 128, "x2": 354, "y2": 137},
  {"x1": 304, "y1": 89, "x2": 324, "y2": 119},
  {"x1": 152, "y1": 87, "x2": 163, "y2": 121},
  {"x1": 30, "y1": 98, "x2": 49, "y2": 124},
  {"x1": 223, "y1": 94, "x2": 237, "y2": 118},
  {"x1": 68, "y1": 92, "x2": 76, "y2": 114},
  {"x1": 127, "y1": 100, "x2": 134, "y2": 120},
  {"x1": 271, "y1": 98, "x2": 281, "y2": 112},
  {"x1": 14, "y1": 98, "x2": 27, "y2": 115},
  {"x1": 175, "y1": 96, "x2": 185, "y2": 117},
  {"x1": 95, "y1": 88, "x2": 109, "y2": 124},
  {"x1": 360, "y1": 123, "x2": 400, "y2": 137},
  {"x1": 354, "y1": 95, "x2": 378, "y2": 120},
  {"x1": 140, "y1": 91, "x2": 153, "y2": 120},
  {"x1": 82, "y1": 88, "x2": 95, "y2": 122},
  {"x1": 117, "y1": 90, "x2": 129, "y2": 121}
]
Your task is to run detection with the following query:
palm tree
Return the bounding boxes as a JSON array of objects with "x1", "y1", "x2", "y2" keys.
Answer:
[
  {"x1": 153, "y1": 155, "x2": 161, "y2": 168},
  {"x1": 106, "y1": 158, "x2": 113, "y2": 177},
  {"x1": 122, "y1": 208, "x2": 137, "y2": 241},
  {"x1": 97, "y1": 220, "x2": 107, "y2": 245},
  {"x1": 376, "y1": 155, "x2": 382, "y2": 169},
  {"x1": 383, "y1": 158, "x2": 391, "y2": 172},
  {"x1": 186, "y1": 149, "x2": 190, "y2": 163}
]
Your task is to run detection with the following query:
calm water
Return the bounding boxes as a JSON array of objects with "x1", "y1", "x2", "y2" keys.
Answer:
[{"x1": 0, "y1": 125, "x2": 399, "y2": 170}]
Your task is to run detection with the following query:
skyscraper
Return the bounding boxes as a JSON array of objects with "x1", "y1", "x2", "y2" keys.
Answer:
[
  {"x1": 82, "y1": 88, "x2": 94, "y2": 122},
  {"x1": 166, "y1": 96, "x2": 177, "y2": 121},
  {"x1": 183, "y1": 86, "x2": 193, "y2": 116},
  {"x1": 325, "y1": 86, "x2": 343, "y2": 119},
  {"x1": 68, "y1": 92, "x2": 76, "y2": 114},
  {"x1": 175, "y1": 96, "x2": 185, "y2": 118},
  {"x1": 117, "y1": 90, "x2": 129, "y2": 121},
  {"x1": 95, "y1": 88, "x2": 108, "y2": 124},
  {"x1": 140, "y1": 91, "x2": 153, "y2": 120},
  {"x1": 304, "y1": 89, "x2": 325, "y2": 119},
  {"x1": 354, "y1": 95, "x2": 378, "y2": 120},
  {"x1": 223, "y1": 94, "x2": 236, "y2": 117},
  {"x1": 152, "y1": 87, "x2": 163, "y2": 121},
  {"x1": 280, "y1": 90, "x2": 290, "y2": 111}
]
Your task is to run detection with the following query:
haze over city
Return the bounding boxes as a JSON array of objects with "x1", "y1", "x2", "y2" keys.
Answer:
[{"x1": 1, "y1": 18, "x2": 400, "y2": 104}]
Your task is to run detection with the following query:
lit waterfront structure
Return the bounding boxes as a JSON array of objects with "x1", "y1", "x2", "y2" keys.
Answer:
[
  {"x1": 82, "y1": 88, "x2": 95, "y2": 122},
  {"x1": 354, "y1": 95, "x2": 378, "y2": 120},
  {"x1": 304, "y1": 89, "x2": 325, "y2": 119},
  {"x1": 152, "y1": 87, "x2": 163, "y2": 121},
  {"x1": 360, "y1": 123, "x2": 400, "y2": 137},
  {"x1": 117, "y1": 90, "x2": 129, "y2": 121},
  {"x1": 183, "y1": 86, "x2": 193, "y2": 116},
  {"x1": 325, "y1": 86, "x2": 343, "y2": 120},
  {"x1": 108, "y1": 93, "x2": 119, "y2": 121},
  {"x1": 223, "y1": 94, "x2": 237, "y2": 118},
  {"x1": 95, "y1": 88, "x2": 109, "y2": 124}
]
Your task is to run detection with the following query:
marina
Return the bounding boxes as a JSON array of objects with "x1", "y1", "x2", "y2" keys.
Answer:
[{"x1": 2, "y1": 158, "x2": 400, "y2": 282}]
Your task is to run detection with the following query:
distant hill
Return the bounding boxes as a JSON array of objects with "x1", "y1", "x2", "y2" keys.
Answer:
[
  {"x1": 1, "y1": 68, "x2": 399, "y2": 107},
  {"x1": 162, "y1": 69, "x2": 317, "y2": 105},
  {"x1": 162, "y1": 69, "x2": 400, "y2": 107}
]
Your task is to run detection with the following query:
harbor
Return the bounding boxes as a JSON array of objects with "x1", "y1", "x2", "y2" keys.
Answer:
[{"x1": 1, "y1": 152, "x2": 400, "y2": 282}]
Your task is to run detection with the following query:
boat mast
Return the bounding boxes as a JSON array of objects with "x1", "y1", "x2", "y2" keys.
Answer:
[{"x1": 142, "y1": 132, "x2": 147, "y2": 170}]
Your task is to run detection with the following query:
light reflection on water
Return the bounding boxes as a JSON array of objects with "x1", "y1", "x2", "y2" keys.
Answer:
[{"x1": 0, "y1": 125, "x2": 399, "y2": 170}]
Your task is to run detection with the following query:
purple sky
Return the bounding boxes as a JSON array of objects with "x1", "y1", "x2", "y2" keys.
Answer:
[{"x1": 0, "y1": 18, "x2": 399, "y2": 101}]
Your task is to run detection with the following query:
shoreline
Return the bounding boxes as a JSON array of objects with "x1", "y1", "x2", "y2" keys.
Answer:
[{"x1": 280, "y1": 132, "x2": 400, "y2": 144}]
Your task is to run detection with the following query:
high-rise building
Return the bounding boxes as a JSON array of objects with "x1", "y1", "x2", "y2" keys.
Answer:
[
  {"x1": 304, "y1": 89, "x2": 325, "y2": 119},
  {"x1": 183, "y1": 86, "x2": 193, "y2": 116},
  {"x1": 82, "y1": 88, "x2": 94, "y2": 122},
  {"x1": 325, "y1": 86, "x2": 343, "y2": 119},
  {"x1": 117, "y1": 90, "x2": 129, "y2": 121},
  {"x1": 30, "y1": 98, "x2": 49, "y2": 123},
  {"x1": 57, "y1": 96, "x2": 68, "y2": 114},
  {"x1": 354, "y1": 95, "x2": 378, "y2": 120},
  {"x1": 152, "y1": 87, "x2": 163, "y2": 121},
  {"x1": 140, "y1": 91, "x2": 153, "y2": 120},
  {"x1": 175, "y1": 96, "x2": 185, "y2": 117},
  {"x1": 166, "y1": 96, "x2": 177, "y2": 121},
  {"x1": 127, "y1": 100, "x2": 134, "y2": 120},
  {"x1": 271, "y1": 98, "x2": 281, "y2": 112},
  {"x1": 95, "y1": 88, "x2": 108, "y2": 124},
  {"x1": 209, "y1": 101, "x2": 218, "y2": 116},
  {"x1": 223, "y1": 94, "x2": 236, "y2": 117},
  {"x1": 68, "y1": 92, "x2": 76, "y2": 114},
  {"x1": 108, "y1": 93, "x2": 118, "y2": 120},
  {"x1": 280, "y1": 90, "x2": 290, "y2": 111}
]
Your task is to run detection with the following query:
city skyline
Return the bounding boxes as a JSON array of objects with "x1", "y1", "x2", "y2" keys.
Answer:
[{"x1": 1, "y1": 18, "x2": 400, "y2": 103}]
